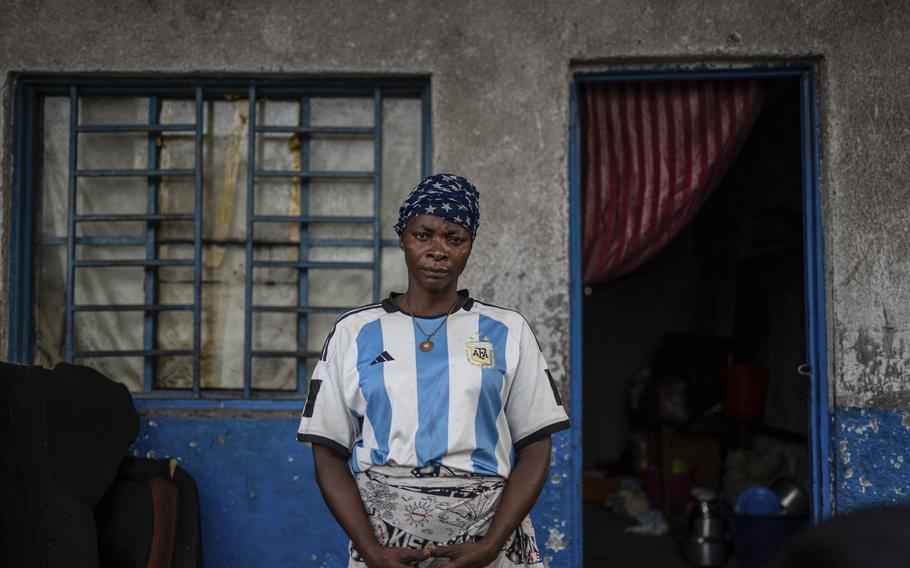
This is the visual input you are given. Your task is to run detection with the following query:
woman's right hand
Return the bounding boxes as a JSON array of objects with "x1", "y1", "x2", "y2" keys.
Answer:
[
  {"x1": 360, "y1": 544, "x2": 431, "y2": 567},
  {"x1": 313, "y1": 445, "x2": 430, "y2": 566}
]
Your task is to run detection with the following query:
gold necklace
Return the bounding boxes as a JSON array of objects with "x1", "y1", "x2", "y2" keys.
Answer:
[{"x1": 404, "y1": 296, "x2": 460, "y2": 352}]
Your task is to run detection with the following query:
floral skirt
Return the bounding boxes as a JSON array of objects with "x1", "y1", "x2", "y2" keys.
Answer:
[{"x1": 350, "y1": 466, "x2": 543, "y2": 567}]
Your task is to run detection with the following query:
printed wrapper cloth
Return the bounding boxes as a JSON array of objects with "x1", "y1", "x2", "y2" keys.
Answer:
[{"x1": 349, "y1": 467, "x2": 542, "y2": 567}]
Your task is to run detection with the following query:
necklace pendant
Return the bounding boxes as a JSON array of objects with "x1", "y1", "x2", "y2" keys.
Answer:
[{"x1": 419, "y1": 339, "x2": 434, "y2": 352}]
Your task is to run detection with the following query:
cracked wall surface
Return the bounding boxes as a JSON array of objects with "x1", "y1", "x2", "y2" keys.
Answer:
[
  {"x1": 4, "y1": 0, "x2": 910, "y2": 562},
  {"x1": 836, "y1": 408, "x2": 910, "y2": 511}
]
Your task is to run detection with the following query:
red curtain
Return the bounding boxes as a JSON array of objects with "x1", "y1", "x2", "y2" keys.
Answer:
[{"x1": 581, "y1": 79, "x2": 768, "y2": 284}]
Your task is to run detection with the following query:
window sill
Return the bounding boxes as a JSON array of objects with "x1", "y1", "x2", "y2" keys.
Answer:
[{"x1": 133, "y1": 397, "x2": 305, "y2": 411}]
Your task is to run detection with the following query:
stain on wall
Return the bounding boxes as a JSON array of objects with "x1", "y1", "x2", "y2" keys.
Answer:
[
  {"x1": 131, "y1": 415, "x2": 575, "y2": 567},
  {"x1": 837, "y1": 326, "x2": 910, "y2": 410},
  {"x1": 835, "y1": 407, "x2": 910, "y2": 511}
]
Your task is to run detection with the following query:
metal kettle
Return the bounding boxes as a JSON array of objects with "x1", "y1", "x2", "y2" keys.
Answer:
[{"x1": 684, "y1": 499, "x2": 729, "y2": 566}]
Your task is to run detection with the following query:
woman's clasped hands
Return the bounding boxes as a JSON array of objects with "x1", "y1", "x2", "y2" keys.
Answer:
[{"x1": 362, "y1": 539, "x2": 501, "y2": 568}]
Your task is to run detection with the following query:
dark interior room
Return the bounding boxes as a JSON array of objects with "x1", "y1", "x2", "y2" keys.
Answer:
[{"x1": 582, "y1": 77, "x2": 811, "y2": 568}]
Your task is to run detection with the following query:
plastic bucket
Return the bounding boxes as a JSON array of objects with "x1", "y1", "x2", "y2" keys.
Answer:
[
  {"x1": 715, "y1": 363, "x2": 768, "y2": 422},
  {"x1": 730, "y1": 513, "x2": 809, "y2": 568}
]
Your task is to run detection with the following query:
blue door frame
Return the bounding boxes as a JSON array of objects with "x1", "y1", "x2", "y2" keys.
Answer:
[{"x1": 568, "y1": 64, "x2": 832, "y2": 532}]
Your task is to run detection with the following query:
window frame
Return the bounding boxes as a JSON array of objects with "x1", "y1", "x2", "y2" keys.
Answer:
[{"x1": 8, "y1": 76, "x2": 432, "y2": 408}]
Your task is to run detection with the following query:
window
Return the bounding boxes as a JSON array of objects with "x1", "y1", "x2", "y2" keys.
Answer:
[{"x1": 10, "y1": 78, "x2": 430, "y2": 399}]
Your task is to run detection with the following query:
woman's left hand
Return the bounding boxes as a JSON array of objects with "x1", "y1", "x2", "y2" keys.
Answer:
[{"x1": 426, "y1": 541, "x2": 501, "y2": 568}]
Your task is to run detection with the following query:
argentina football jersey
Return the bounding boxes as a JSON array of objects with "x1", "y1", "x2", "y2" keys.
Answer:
[{"x1": 297, "y1": 290, "x2": 570, "y2": 478}]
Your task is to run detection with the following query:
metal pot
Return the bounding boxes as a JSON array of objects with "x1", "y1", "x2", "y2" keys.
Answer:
[
  {"x1": 691, "y1": 516, "x2": 727, "y2": 540},
  {"x1": 690, "y1": 500, "x2": 727, "y2": 539},
  {"x1": 684, "y1": 536, "x2": 728, "y2": 567}
]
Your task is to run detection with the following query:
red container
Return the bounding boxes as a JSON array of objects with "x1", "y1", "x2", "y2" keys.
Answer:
[{"x1": 715, "y1": 363, "x2": 768, "y2": 422}]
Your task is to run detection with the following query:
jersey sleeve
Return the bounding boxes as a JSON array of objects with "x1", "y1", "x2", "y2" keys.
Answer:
[
  {"x1": 504, "y1": 319, "x2": 571, "y2": 451},
  {"x1": 296, "y1": 326, "x2": 360, "y2": 456}
]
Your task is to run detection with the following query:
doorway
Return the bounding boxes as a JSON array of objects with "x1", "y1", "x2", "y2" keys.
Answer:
[{"x1": 569, "y1": 67, "x2": 829, "y2": 567}]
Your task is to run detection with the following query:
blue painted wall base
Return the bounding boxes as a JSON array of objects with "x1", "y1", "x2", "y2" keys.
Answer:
[
  {"x1": 835, "y1": 407, "x2": 910, "y2": 512},
  {"x1": 131, "y1": 416, "x2": 575, "y2": 567}
]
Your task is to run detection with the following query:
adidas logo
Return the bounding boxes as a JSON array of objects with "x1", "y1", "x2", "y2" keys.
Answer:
[{"x1": 369, "y1": 351, "x2": 395, "y2": 366}]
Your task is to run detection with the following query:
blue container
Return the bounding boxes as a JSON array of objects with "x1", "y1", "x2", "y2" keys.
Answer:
[
  {"x1": 730, "y1": 513, "x2": 810, "y2": 568},
  {"x1": 735, "y1": 486, "x2": 783, "y2": 516}
]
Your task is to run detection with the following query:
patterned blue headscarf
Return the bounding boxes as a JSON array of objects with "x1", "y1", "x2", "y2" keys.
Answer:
[{"x1": 393, "y1": 173, "x2": 480, "y2": 239}]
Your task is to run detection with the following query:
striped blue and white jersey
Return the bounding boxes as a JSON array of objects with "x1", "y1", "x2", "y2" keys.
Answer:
[{"x1": 297, "y1": 291, "x2": 570, "y2": 478}]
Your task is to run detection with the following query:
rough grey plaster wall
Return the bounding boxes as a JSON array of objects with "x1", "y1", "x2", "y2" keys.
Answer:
[
  {"x1": 2, "y1": 0, "x2": 910, "y2": 452},
  {"x1": 824, "y1": 5, "x2": 910, "y2": 411}
]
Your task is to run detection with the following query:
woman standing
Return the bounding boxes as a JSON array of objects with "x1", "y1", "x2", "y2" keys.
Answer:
[{"x1": 297, "y1": 174, "x2": 570, "y2": 567}]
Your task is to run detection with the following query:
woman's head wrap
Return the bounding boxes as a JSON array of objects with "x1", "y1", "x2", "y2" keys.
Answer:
[{"x1": 393, "y1": 173, "x2": 480, "y2": 239}]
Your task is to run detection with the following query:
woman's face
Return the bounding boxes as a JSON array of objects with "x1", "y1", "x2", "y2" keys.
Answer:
[{"x1": 399, "y1": 215, "x2": 472, "y2": 293}]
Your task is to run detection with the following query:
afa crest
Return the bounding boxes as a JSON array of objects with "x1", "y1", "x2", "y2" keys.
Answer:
[{"x1": 466, "y1": 336, "x2": 495, "y2": 368}]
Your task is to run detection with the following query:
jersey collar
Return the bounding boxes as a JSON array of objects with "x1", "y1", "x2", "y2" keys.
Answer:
[{"x1": 382, "y1": 289, "x2": 474, "y2": 315}]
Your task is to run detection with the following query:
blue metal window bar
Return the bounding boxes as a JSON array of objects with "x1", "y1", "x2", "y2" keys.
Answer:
[
  {"x1": 63, "y1": 87, "x2": 205, "y2": 395},
  {"x1": 244, "y1": 87, "x2": 384, "y2": 398},
  {"x1": 11, "y1": 78, "x2": 431, "y2": 402}
]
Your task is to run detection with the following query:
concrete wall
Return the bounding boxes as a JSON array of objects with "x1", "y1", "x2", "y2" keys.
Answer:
[{"x1": 4, "y1": 0, "x2": 910, "y2": 562}]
